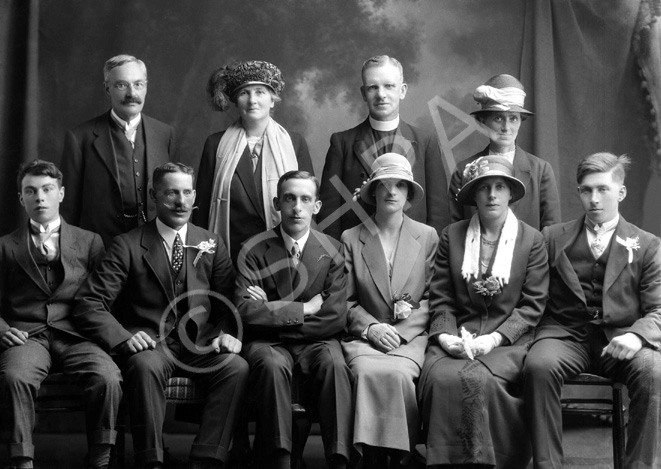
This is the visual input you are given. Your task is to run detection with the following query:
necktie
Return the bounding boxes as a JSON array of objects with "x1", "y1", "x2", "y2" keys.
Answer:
[
  {"x1": 30, "y1": 224, "x2": 58, "y2": 262},
  {"x1": 291, "y1": 242, "x2": 300, "y2": 268},
  {"x1": 251, "y1": 138, "x2": 263, "y2": 173},
  {"x1": 588, "y1": 223, "x2": 607, "y2": 258},
  {"x1": 172, "y1": 233, "x2": 184, "y2": 273},
  {"x1": 124, "y1": 122, "x2": 138, "y2": 148}
]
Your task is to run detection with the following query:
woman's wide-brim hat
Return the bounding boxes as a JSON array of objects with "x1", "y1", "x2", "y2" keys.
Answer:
[
  {"x1": 470, "y1": 74, "x2": 533, "y2": 116},
  {"x1": 456, "y1": 156, "x2": 526, "y2": 206},
  {"x1": 207, "y1": 60, "x2": 284, "y2": 112},
  {"x1": 359, "y1": 153, "x2": 424, "y2": 206}
]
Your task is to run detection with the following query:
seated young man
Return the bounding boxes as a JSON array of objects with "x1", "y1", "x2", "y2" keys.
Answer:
[
  {"x1": 523, "y1": 152, "x2": 661, "y2": 469},
  {"x1": 73, "y1": 162, "x2": 248, "y2": 469},
  {"x1": 235, "y1": 170, "x2": 352, "y2": 469},
  {"x1": 0, "y1": 160, "x2": 122, "y2": 469}
]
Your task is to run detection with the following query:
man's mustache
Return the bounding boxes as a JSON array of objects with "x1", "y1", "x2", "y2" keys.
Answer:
[{"x1": 121, "y1": 97, "x2": 142, "y2": 105}]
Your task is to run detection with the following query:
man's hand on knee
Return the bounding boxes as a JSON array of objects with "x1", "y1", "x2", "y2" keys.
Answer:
[
  {"x1": 116, "y1": 331, "x2": 156, "y2": 355},
  {"x1": 0, "y1": 327, "x2": 28, "y2": 348},
  {"x1": 602, "y1": 332, "x2": 644, "y2": 361},
  {"x1": 211, "y1": 333, "x2": 242, "y2": 354}
]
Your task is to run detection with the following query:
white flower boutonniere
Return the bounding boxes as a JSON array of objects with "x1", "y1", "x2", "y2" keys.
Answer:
[
  {"x1": 184, "y1": 238, "x2": 217, "y2": 267},
  {"x1": 616, "y1": 236, "x2": 640, "y2": 264}
]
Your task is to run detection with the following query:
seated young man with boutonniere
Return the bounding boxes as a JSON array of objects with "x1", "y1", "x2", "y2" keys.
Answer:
[
  {"x1": 74, "y1": 162, "x2": 248, "y2": 469},
  {"x1": 234, "y1": 170, "x2": 352, "y2": 469},
  {"x1": 523, "y1": 152, "x2": 661, "y2": 469},
  {"x1": 418, "y1": 156, "x2": 549, "y2": 469}
]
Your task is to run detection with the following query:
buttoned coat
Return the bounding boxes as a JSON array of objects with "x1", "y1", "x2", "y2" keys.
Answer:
[
  {"x1": 61, "y1": 111, "x2": 174, "y2": 246},
  {"x1": 341, "y1": 215, "x2": 438, "y2": 366},
  {"x1": 234, "y1": 225, "x2": 346, "y2": 345},
  {"x1": 535, "y1": 216, "x2": 661, "y2": 349},
  {"x1": 73, "y1": 220, "x2": 235, "y2": 351},
  {"x1": 0, "y1": 220, "x2": 105, "y2": 339},
  {"x1": 317, "y1": 118, "x2": 449, "y2": 240},
  {"x1": 425, "y1": 218, "x2": 549, "y2": 380},
  {"x1": 448, "y1": 145, "x2": 560, "y2": 230}
]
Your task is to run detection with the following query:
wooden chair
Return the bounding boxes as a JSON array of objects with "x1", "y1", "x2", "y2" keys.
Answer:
[{"x1": 561, "y1": 373, "x2": 627, "y2": 469}]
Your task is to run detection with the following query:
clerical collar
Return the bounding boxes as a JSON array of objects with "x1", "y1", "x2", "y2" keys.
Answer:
[
  {"x1": 369, "y1": 115, "x2": 399, "y2": 132},
  {"x1": 156, "y1": 218, "x2": 188, "y2": 251},
  {"x1": 111, "y1": 109, "x2": 142, "y2": 130},
  {"x1": 585, "y1": 214, "x2": 619, "y2": 234},
  {"x1": 30, "y1": 217, "x2": 61, "y2": 233},
  {"x1": 281, "y1": 227, "x2": 311, "y2": 254}
]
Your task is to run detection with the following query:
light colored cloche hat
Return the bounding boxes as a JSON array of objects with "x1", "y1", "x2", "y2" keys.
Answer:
[
  {"x1": 471, "y1": 74, "x2": 533, "y2": 116},
  {"x1": 359, "y1": 153, "x2": 424, "y2": 206},
  {"x1": 207, "y1": 60, "x2": 285, "y2": 112},
  {"x1": 456, "y1": 156, "x2": 526, "y2": 206}
]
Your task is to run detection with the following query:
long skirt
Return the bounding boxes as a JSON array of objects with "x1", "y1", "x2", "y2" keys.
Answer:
[
  {"x1": 418, "y1": 352, "x2": 531, "y2": 468},
  {"x1": 343, "y1": 340, "x2": 423, "y2": 458}
]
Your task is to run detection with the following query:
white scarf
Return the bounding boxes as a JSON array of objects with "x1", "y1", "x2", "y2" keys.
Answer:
[
  {"x1": 461, "y1": 208, "x2": 518, "y2": 286},
  {"x1": 208, "y1": 118, "x2": 298, "y2": 252}
]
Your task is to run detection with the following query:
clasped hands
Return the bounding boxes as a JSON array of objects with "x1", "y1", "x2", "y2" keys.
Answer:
[
  {"x1": 117, "y1": 330, "x2": 241, "y2": 355},
  {"x1": 367, "y1": 323, "x2": 401, "y2": 353},
  {"x1": 438, "y1": 331, "x2": 501, "y2": 359}
]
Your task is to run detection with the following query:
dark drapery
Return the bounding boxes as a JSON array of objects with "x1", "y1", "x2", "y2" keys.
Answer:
[{"x1": 2, "y1": 0, "x2": 660, "y2": 236}]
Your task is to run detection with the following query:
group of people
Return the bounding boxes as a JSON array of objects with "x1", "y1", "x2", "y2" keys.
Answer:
[{"x1": 0, "y1": 51, "x2": 659, "y2": 469}]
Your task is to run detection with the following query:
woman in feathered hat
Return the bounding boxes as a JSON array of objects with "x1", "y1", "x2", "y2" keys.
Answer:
[
  {"x1": 341, "y1": 153, "x2": 438, "y2": 469},
  {"x1": 418, "y1": 156, "x2": 549, "y2": 468},
  {"x1": 193, "y1": 61, "x2": 314, "y2": 265},
  {"x1": 448, "y1": 74, "x2": 561, "y2": 231}
]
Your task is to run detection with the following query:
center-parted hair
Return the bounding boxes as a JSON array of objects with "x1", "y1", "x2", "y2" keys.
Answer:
[
  {"x1": 152, "y1": 162, "x2": 195, "y2": 190},
  {"x1": 17, "y1": 159, "x2": 63, "y2": 190},
  {"x1": 576, "y1": 152, "x2": 631, "y2": 185},
  {"x1": 277, "y1": 170, "x2": 319, "y2": 199}
]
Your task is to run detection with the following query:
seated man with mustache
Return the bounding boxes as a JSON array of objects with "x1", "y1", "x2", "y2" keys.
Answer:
[{"x1": 74, "y1": 162, "x2": 248, "y2": 469}]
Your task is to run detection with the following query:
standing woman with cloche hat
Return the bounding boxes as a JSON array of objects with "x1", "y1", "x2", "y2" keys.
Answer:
[
  {"x1": 341, "y1": 153, "x2": 438, "y2": 469},
  {"x1": 448, "y1": 74, "x2": 561, "y2": 230},
  {"x1": 194, "y1": 61, "x2": 314, "y2": 265},
  {"x1": 418, "y1": 156, "x2": 549, "y2": 468}
]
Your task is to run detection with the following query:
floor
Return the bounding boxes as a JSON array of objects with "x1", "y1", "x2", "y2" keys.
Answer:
[{"x1": 1, "y1": 415, "x2": 618, "y2": 469}]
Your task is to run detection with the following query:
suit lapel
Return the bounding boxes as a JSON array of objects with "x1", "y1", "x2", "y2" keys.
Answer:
[
  {"x1": 55, "y1": 221, "x2": 78, "y2": 294},
  {"x1": 395, "y1": 122, "x2": 418, "y2": 165},
  {"x1": 553, "y1": 219, "x2": 587, "y2": 303},
  {"x1": 297, "y1": 231, "x2": 326, "y2": 292},
  {"x1": 359, "y1": 223, "x2": 392, "y2": 305},
  {"x1": 141, "y1": 222, "x2": 175, "y2": 303},
  {"x1": 234, "y1": 147, "x2": 266, "y2": 219},
  {"x1": 390, "y1": 216, "x2": 420, "y2": 298},
  {"x1": 184, "y1": 223, "x2": 213, "y2": 336},
  {"x1": 12, "y1": 226, "x2": 51, "y2": 294},
  {"x1": 92, "y1": 112, "x2": 121, "y2": 188},
  {"x1": 353, "y1": 119, "x2": 378, "y2": 174},
  {"x1": 265, "y1": 228, "x2": 296, "y2": 300},
  {"x1": 604, "y1": 217, "x2": 635, "y2": 293},
  {"x1": 509, "y1": 147, "x2": 532, "y2": 212},
  {"x1": 143, "y1": 114, "x2": 170, "y2": 179}
]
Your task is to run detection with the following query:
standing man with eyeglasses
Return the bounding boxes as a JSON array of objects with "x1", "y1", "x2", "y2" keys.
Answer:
[{"x1": 60, "y1": 54, "x2": 174, "y2": 247}]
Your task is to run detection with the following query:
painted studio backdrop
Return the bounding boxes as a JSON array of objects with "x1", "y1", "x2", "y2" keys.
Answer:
[{"x1": 2, "y1": 0, "x2": 661, "y2": 236}]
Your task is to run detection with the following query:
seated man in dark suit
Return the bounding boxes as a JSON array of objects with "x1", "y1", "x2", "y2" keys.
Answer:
[
  {"x1": 74, "y1": 162, "x2": 248, "y2": 469},
  {"x1": 523, "y1": 152, "x2": 661, "y2": 469},
  {"x1": 235, "y1": 171, "x2": 352, "y2": 469},
  {"x1": 0, "y1": 160, "x2": 122, "y2": 469}
]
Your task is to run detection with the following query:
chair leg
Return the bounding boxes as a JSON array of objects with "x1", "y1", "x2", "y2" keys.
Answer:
[{"x1": 612, "y1": 384, "x2": 626, "y2": 469}]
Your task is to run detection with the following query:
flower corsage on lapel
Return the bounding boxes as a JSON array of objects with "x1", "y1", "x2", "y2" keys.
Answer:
[
  {"x1": 473, "y1": 275, "x2": 502, "y2": 297},
  {"x1": 184, "y1": 239, "x2": 217, "y2": 267},
  {"x1": 392, "y1": 292, "x2": 420, "y2": 322},
  {"x1": 616, "y1": 235, "x2": 640, "y2": 264}
]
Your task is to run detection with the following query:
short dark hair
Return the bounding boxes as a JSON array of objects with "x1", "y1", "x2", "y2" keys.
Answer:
[
  {"x1": 276, "y1": 171, "x2": 319, "y2": 199},
  {"x1": 576, "y1": 152, "x2": 631, "y2": 185},
  {"x1": 152, "y1": 162, "x2": 195, "y2": 190},
  {"x1": 474, "y1": 111, "x2": 528, "y2": 124},
  {"x1": 17, "y1": 159, "x2": 63, "y2": 191},
  {"x1": 369, "y1": 179, "x2": 414, "y2": 201}
]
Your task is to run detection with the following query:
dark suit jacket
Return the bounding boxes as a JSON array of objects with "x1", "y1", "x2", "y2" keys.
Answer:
[
  {"x1": 61, "y1": 111, "x2": 174, "y2": 246},
  {"x1": 448, "y1": 145, "x2": 561, "y2": 230},
  {"x1": 317, "y1": 118, "x2": 449, "y2": 240},
  {"x1": 192, "y1": 129, "x2": 313, "y2": 265},
  {"x1": 234, "y1": 226, "x2": 346, "y2": 344},
  {"x1": 535, "y1": 216, "x2": 661, "y2": 350},
  {"x1": 341, "y1": 215, "x2": 438, "y2": 365},
  {"x1": 73, "y1": 221, "x2": 236, "y2": 351},
  {"x1": 426, "y1": 219, "x2": 549, "y2": 380},
  {"x1": 0, "y1": 220, "x2": 104, "y2": 340}
]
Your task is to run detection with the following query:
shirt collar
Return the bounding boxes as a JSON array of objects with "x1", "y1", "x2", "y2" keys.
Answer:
[
  {"x1": 111, "y1": 109, "x2": 142, "y2": 130},
  {"x1": 369, "y1": 115, "x2": 399, "y2": 132},
  {"x1": 30, "y1": 216, "x2": 61, "y2": 233},
  {"x1": 585, "y1": 214, "x2": 619, "y2": 233},
  {"x1": 281, "y1": 227, "x2": 311, "y2": 254},
  {"x1": 156, "y1": 218, "x2": 188, "y2": 249}
]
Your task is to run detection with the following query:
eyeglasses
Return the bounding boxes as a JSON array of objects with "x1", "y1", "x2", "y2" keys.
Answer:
[{"x1": 111, "y1": 81, "x2": 148, "y2": 91}]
